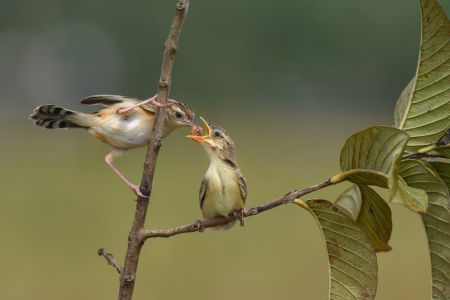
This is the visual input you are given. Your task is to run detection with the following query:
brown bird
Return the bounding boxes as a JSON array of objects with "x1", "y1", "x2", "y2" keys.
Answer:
[
  {"x1": 30, "y1": 94, "x2": 196, "y2": 197},
  {"x1": 187, "y1": 117, "x2": 247, "y2": 229}
]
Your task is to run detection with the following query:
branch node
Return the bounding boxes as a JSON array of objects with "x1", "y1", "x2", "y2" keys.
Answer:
[
  {"x1": 246, "y1": 207, "x2": 258, "y2": 216},
  {"x1": 124, "y1": 274, "x2": 135, "y2": 282},
  {"x1": 153, "y1": 140, "x2": 162, "y2": 151},
  {"x1": 159, "y1": 78, "x2": 169, "y2": 87},
  {"x1": 176, "y1": 0, "x2": 186, "y2": 10}
]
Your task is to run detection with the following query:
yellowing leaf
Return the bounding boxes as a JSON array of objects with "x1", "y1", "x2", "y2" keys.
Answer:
[{"x1": 393, "y1": 177, "x2": 428, "y2": 213}]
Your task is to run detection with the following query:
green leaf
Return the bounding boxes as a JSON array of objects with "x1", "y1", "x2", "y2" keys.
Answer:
[
  {"x1": 337, "y1": 126, "x2": 409, "y2": 196},
  {"x1": 335, "y1": 185, "x2": 363, "y2": 221},
  {"x1": 397, "y1": 160, "x2": 450, "y2": 299},
  {"x1": 393, "y1": 177, "x2": 429, "y2": 213},
  {"x1": 394, "y1": 78, "x2": 414, "y2": 128},
  {"x1": 435, "y1": 145, "x2": 450, "y2": 158},
  {"x1": 436, "y1": 128, "x2": 450, "y2": 146},
  {"x1": 395, "y1": 0, "x2": 450, "y2": 151},
  {"x1": 297, "y1": 199, "x2": 378, "y2": 300},
  {"x1": 395, "y1": 160, "x2": 435, "y2": 212},
  {"x1": 336, "y1": 185, "x2": 393, "y2": 252},
  {"x1": 430, "y1": 161, "x2": 450, "y2": 195}
]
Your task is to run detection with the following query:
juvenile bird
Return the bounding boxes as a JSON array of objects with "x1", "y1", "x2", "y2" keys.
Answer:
[
  {"x1": 30, "y1": 94, "x2": 196, "y2": 197},
  {"x1": 187, "y1": 117, "x2": 247, "y2": 229}
]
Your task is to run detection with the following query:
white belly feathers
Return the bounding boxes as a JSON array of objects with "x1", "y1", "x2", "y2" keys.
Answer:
[{"x1": 90, "y1": 102, "x2": 154, "y2": 150}]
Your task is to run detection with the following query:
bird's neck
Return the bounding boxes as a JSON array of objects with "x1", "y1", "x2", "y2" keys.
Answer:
[{"x1": 205, "y1": 149, "x2": 238, "y2": 176}]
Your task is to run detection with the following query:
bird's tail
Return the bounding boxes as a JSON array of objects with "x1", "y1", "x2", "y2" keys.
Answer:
[{"x1": 29, "y1": 105, "x2": 96, "y2": 129}]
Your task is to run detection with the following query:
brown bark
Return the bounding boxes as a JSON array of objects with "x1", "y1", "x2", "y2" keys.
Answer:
[
  {"x1": 117, "y1": 1, "x2": 190, "y2": 299},
  {"x1": 142, "y1": 179, "x2": 334, "y2": 239}
]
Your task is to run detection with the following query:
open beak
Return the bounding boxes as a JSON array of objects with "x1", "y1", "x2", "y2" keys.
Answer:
[{"x1": 186, "y1": 116, "x2": 211, "y2": 144}]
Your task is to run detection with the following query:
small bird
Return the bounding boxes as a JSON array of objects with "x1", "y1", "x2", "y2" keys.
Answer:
[
  {"x1": 30, "y1": 94, "x2": 196, "y2": 197},
  {"x1": 187, "y1": 117, "x2": 247, "y2": 229}
]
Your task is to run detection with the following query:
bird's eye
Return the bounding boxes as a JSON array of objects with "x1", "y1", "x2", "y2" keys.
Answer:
[
  {"x1": 214, "y1": 131, "x2": 222, "y2": 138},
  {"x1": 175, "y1": 112, "x2": 183, "y2": 118}
]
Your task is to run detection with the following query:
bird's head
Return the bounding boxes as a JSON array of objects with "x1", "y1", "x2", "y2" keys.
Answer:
[
  {"x1": 165, "y1": 99, "x2": 196, "y2": 128},
  {"x1": 187, "y1": 117, "x2": 236, "y2": 162}
]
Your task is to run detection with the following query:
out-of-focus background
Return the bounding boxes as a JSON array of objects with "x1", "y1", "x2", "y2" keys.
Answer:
[{"x1": 1, "y1": 0, "x2": 449, "y2": 299}]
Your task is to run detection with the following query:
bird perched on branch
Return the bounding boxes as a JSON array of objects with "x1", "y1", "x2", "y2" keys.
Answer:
[
  {"x1": 30, "y1": 94, "x2": 197, "y2": 197},
  {"x1": 187, "y1": 117, "x2": 247, "y2": 229}
]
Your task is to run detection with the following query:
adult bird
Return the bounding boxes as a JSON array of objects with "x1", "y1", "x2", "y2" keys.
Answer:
[
  {"x1": 30, "y1": 94, "x2": 196, "y2": 197},
  {"x1": 187, "y1": 117, "x2": 247, "y2": 229}
]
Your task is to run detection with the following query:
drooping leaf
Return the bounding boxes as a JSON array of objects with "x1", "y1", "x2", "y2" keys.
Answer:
[
  {"x1": 335, "y1": 185, "x2": 362, "y2": 221},
  {"x1": 430, "y1": 161, "x2": 450, "y2": 194},
  {"x1": 397, "y1": 160, "x2": 450, "y2": 299},
  {"x1": 336, "y1": 126, "x2": 409, "y2": 197},
  {"x1": 393, "y1": 177, "x2": 428, "y2": 213},
  {"x1": 395, "y1": 0, "x2": 450, "y2": 151},
  {"x1": 295, "y1": 199, "x2": 377, "y2": 300},
  {"x1": 336, "y1": 185, "x2": 392, "y2": 252}
]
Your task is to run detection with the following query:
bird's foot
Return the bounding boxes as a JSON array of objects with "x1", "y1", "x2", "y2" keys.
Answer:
[
  {"x1": 195, "y1": 219, "x2": 205, "y2": 232},
  {"x1": 117, "y1": 95, "x2": 164, "y2": 115},
  {"x1": 233, "y1": 209, "x2": 246, "y2": 227},
  {"x1": 146, "y1": 96, "x2": 163, "y2": 108},
  {"x1": 129, "y1": 184, "x2": 148, "y2": 199}
]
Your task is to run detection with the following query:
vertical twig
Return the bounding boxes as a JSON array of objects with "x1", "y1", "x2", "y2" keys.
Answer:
[{"x1": 118, "y1": 1, "x2": 190, "y2": 300}]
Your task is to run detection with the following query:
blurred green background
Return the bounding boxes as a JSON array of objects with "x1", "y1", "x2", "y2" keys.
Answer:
[{"x1": 1, "y1": 0, "x2": 449, "y2": 299}]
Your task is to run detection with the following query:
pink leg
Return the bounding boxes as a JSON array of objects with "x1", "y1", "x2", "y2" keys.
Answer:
[
  {"x1": 105, "y1": 150, "x2": 147, "y2": 198},
  {"x1": 195, "y1": 219, "x2": 205, "y2": 232},
  {"x1": 233, "y1": 208, "x2": 246, "y2": 227},
  {"x1": 117, "y1": 94, "x2": 161, "y2": 114}
]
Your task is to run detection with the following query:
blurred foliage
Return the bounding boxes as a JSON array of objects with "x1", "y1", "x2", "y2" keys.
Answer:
[{"x1": 0, "y1": 0, "x2": 449, "y2": 119}]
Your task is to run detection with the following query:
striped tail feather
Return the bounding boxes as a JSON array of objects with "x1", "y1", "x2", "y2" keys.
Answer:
[{"x1": 29, "y1": 105, "x2": 91, "y2": 129}]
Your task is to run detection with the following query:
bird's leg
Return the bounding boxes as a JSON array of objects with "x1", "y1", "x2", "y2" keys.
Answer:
[
  {"x1": 117, "y1": 94, "x2": 162, "y2": 114},
  {"x1": 195, "y1": 219, "x2": 205, "y2": 232},
  {"x1": 233, "y1": 208, "x2": 246, "y2": 227},
  {"x1": 105, "y1": 150, "x2": 146, "y2": 198}
]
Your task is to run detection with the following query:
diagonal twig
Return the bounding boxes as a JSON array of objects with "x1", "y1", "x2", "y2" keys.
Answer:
[
  {"x1": 142, "y1": 178, "x2": 335, "y2": 239},
  {"x1": 98, "y1": 248, "x2": 122, "y2": 274}
]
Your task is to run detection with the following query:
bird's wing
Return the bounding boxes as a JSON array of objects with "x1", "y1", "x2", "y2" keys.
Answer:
[
  {"x1": 199, "y1": 178, "x2": 208, "y2": 209},
  {"x1": 80, "y1": 95, "x2": 139, "y2": 106},
  {"x1": 81, "y1": 95, "x2": 158, "y2": 113},
  {"x1": 238, "y1": 175, "x2": 248, "y2": 203}
]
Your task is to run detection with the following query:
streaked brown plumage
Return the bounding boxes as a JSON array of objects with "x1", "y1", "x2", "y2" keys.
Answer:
[
  {"x1": 30, "y1": 94, "x2": 196, "y2": 197},
  {"x1": 187, "y1": 117, "x2": 247, "y2": 228}
]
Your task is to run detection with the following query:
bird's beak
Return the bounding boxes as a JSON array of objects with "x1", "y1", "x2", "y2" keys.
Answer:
[
  {"x1": 186, "y1": 116, "x2": 211, "y2": 144},
  {"x1": 183, "y1": 120, "x2": 197, "y2": 128}
]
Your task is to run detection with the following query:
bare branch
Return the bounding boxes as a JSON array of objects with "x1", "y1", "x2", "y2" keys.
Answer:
[
  {"x1": 143, "y1": 178, "x2": 335, "y2": 239},
  {"x1": 402, "y1": 152, "x2": 447, "y2": 160},
  {"x1": 98, "y1": 248, "x2": 122, "y2": 274},
  {"x1": 118, "y1": 1, "x2": 190, "y2": 300}
]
